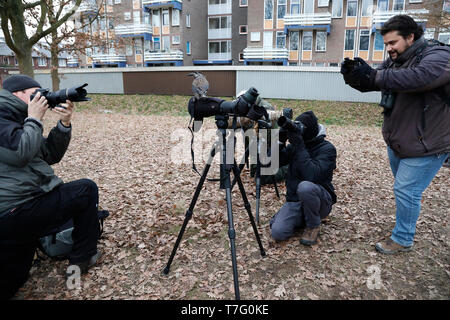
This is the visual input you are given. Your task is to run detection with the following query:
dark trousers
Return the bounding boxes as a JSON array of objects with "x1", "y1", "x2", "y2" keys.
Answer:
[
  {"x1": 270, "y1": 181, "x2": 332, "y2": 241},
  {"x1": 0, "y1": 179, "x2": 100, "y2": 299}
]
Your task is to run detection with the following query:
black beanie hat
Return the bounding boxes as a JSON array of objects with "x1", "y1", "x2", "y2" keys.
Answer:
[
  {"x1": 2, "y1": 75, "x2": 41, "y2": 93},
  {"x1": 296, "y1": 110, "x2": 319, "y2": 141}
]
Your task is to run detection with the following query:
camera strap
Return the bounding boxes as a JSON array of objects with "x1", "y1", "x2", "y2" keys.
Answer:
[{"x1": 188, "y1": 117, "x2": 221, "y2": 182}]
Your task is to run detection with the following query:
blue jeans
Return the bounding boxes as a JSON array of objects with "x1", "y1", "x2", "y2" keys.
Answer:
[{"x1": 387, "y1": 147, "x2": 448, "y2": 247}]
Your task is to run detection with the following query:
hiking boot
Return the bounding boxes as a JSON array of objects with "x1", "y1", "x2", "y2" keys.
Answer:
[
  {"x1": 67, "y1": 250, "x2": 102, "y2": 277},
  {"x1": 300, "y1": 226, "x2": 320, "y2": 246},
  {"x1": 375, "y1": 238, "x2": 412, "y2": 255}
]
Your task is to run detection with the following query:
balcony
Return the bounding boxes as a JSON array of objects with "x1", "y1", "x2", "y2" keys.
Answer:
[
  {"x1": 142, "y1": 0, "x2": 182, "y2": 11},
  {"x1": 91, "y1": 53, "x2": 127, "y2": 67},
  {"x1": 144, "y1": 50, "x2": 183, "y2": 65},
  {"x1": 67, "y1": 57, "x2": 79, "y2": 67},
  {"x1": 208, "y1": 1, "x2": 232, "y2": 15},
  {"x1": 284, "y1": 12, "x2": 332, "y2": 34},
  {"x1": 373, "y1": 9, "x2": 428, "y2": 27},
  {"x1": 243, "y1": 47, "x2": 289, "y2": 65},
  {"x1": 208, "y1": 27, "x2": 232, "y2": 39},
  {"x1": 76, "y1": 0, "x2": 98, "y2": 16},
  {"x1": 208, "y1": 52, "x2": 232, "y2": 62},
  {"x1": 115, "y1": 24, "x2": 153, "y2": 41}
]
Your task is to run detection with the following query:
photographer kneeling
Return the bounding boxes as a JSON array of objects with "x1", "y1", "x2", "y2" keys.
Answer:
[
  {"x1": 270, "y1": 111, "x2": 337, "y2": 246},
  {"x1": 0, "y1": 75, "x2": 101, "y2": 299},
  {"x1": 340, "y1": 15, "x2": 449, "y2": 255}
]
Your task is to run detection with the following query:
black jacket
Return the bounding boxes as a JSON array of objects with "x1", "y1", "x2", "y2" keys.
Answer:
[{"x1": 279, "y1": 124, "x2": 337, "y2": 203}]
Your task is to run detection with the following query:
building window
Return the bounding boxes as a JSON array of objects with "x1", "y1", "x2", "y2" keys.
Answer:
[
  {"x1": 345, "y1": 29, "x2": 355, "y2": 50},
  {"x1": 58, "y1": 59, "x2": 67, "y2": 67},
  {"x1": 239, "y1": 25, "x2": 248, "y2": 34},
  {"x1": 153, "y1": 10, "x2": 160, "y2": 27},
  {"x1": 347, "y1": 0, "x2": 357, "y2": 17},
  {"x1": 316, "y1": 31, "x2": 327, "y2": 51},
  {"x1": 209, "y1": 41, "x2": 231, "y2": 55},
  {"x1": 162, "y1": 10, "x2": 169, "y2": 26},
  {"x1": 377, "y1": 0, "x2": 388, "y2": 12},
  {"x1": 239, "y1": 52, "x2": 244, "y2": 61},
  {"x1": 374, "y1": 30, "x2": 384, "y2": 50},
  {"x1": 302, "y1": 31, "x2": 313, "y2": 51},
  {"x1": 393, "y1": 0, "x2": 405, "y2": 11},
  {"x1": 154, "y1": 37, "x2": 160, "y2": 51},
  {"x1": 359, "y1": 29, "x2": 370, "y2": 51},
  {"x1": 172, "y1": 9, "x2": 180, "y2": 26},
  {"x1": 330, "y1": 62, "x2": 339, "y2": 67},
  {"x1": 133, "y1": 11, "x2": 141, "y2": 24},
  {"x1": 264, "y1": 0, "x2": 273, "y2": 20},
  {"x1": 304, "y1": 0, "x2": 314, "y2": 14},
  {"x1": 290, "y1": 0, "x2": 300, "y2": 14},
  {"x1": 126, "y1": 45, "x2": 133, "y2": 56},
  {"x1": 240, "y1": 0, "x2": 248, "y2": 7},
  {"x1": 124, "y1": 12, "x2": 131, "y2": 21},
  {"x1": 114, "y1": 0, "x2": 121, "y2": 4},
  {"x1": 361, "y1": 0, "x2": 373, "y2": 17},
  {"x1": 162, "y1": 36, "x2": 170, "y2": 51},
  {"x1": 438, "y1": 33, "x2": 450, "y2": 45},
  {"x1": 289, "y1": 31, "x2": 299, "y2": 50},
  {"x1": 277, "y1": 0, "x2": 286, "y2": 19},
  {"x1": 332, "y1": 0, "x2": 343, "y2": 18},
  {"x1": 409, "y1": 0, "x2": 422, "y2": 3},
  {"x1": 318, "y1": 0, "x2": 329, "y2": 7},
  {"x1": 172, "y1": 35, "x2": 181, "y2": 44},
  {"x1": 276, "y1": 31, "x2": 286, "y2": 48},
  {"x1": 250, "y1": 32, "x2": 261, "y2": 42},
  {"x1": 186, "y1": 41, "x2": 191, "y2": 55},
  {"x1": 38, "y1": 57, "x2": 47, "y2": 67},
  {"x1": 316, "y1": 62, "x2": 326, "y2": 66},
  {"x1": 186, "y1": 14, "x2": 191, "y2": 28}
]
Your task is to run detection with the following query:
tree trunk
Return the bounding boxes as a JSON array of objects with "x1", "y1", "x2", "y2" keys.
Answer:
[
  {"x1": 16, "y1": 50, "x2": 34, "y2": 77},
  {"x1": 50, "y1": 31, "x2": 60, "y2": 91}
]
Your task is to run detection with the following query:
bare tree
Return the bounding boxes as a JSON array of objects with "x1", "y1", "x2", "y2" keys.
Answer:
[{"x1": 0, "y1": 0, "x2": 83, "y2": 77}]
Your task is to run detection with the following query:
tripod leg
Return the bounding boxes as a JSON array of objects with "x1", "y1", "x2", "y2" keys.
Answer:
[
  {"x1": 232, "y1": 164, "x2": 266, "y2": 258},
  {"x1": 163, "y1": 145, "x2": 217, "y2": 275},
  {"x1": 225, "y1": 187, "x2": 240, "y2": 300},
  {"x1": 255, "y1": 159, "x2": 261, "y2": 225}
]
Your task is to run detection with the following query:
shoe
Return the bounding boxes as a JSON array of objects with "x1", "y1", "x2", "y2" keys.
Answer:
[
  {"x1": 67, "y1": 250, "x2": 102, "y2": 276},
  {"x1": 300, "y1": 226, "x2": 320, "y2": 246},
  {"x1": 375, "y1": 238, "x2": 412, "y2": 255}
]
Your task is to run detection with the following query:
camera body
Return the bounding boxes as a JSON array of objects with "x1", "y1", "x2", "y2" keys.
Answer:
[
  {"x1": 277, "y1": 116, "x2": 305, "y2": 135},
  {"x1": 188, "y1": 87, "x2": 262, "y2": 125},
  {"x1": 30, "y1": 83, "x2": 91, "y2": 109}
]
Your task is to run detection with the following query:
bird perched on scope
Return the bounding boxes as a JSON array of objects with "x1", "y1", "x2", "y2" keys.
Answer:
[{"x1": 188, "y1": 72, "x2": 209, "y2": 100}]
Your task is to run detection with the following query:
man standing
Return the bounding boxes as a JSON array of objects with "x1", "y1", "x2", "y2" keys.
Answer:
[
  {"x1": 340, "y1": 15, "x2": 449, "y2": 254},
  {"x1": 270, "y1": 111, "x2": 337, "y2": 246},
  {"x1": 0, "y1": 75, "x2": 101, "y2": 299}
]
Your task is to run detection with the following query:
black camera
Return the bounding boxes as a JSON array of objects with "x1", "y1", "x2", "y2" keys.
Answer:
[
  {"x1": 30, "y1": 83, "x2": 91, "y2": 109},
  {"x1": 188, "y1": 87, "x2": 262, "y2": 123},
  {"x1": 277, "y1": 116, "x2": 305, "y2": 135}
]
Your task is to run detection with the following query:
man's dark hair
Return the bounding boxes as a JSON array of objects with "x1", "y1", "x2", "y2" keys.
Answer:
[{"x1": 380, "y1": 15, "x2": 424, "y2": 40}]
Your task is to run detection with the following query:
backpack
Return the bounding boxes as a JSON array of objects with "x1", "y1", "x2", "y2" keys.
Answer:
[{"x1": 37, "y1": 210, "x2": 109, "y2": 260}]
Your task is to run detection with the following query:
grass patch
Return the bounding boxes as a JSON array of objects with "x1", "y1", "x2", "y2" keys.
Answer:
[{"x1": 78, "y1": 94, "x2": 383, "y2": 127}]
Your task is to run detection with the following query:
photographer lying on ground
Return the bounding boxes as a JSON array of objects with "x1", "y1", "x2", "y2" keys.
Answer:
[
  {"x1": 340, "y1": 15, "x2": 449, "y2": 254},
  {"x1": 0, "y1": 75, "x2": 101, "y2": 299},
  {"x1": 270, "y1": 111, "x2": 337, "y2": 246}
]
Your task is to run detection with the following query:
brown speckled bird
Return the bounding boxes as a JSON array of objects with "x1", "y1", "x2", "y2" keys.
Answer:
[{"x1": 188, "y1": 72, "x2": 209, "y2": 100}]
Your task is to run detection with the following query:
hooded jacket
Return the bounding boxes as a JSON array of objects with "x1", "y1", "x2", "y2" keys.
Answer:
[
  {"x1": 0, "y1": 89, "x2": 71, "y2": 214},
  {"x1": 279, "y1": 124, "x2": 337, "y2": 203},
  {"x1": 355, "y1": 37, "x2": 450, "y2": 158}
]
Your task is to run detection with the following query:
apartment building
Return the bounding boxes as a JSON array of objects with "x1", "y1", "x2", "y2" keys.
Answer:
[{"x1": 69, "y1": 0, "x2": 448, "y2": 68}]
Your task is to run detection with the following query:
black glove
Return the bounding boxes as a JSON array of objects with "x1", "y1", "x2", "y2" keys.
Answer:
[
  {"x1": 287, "y1": 130, "x2": 304, "y2": 148},
  {"x1": 340, "y1": 57, "x2": 356, "y2": 74},
  {"x1": 278, "y1": 127, "x2": 288, "y2": 144},
  {"x1": 350, "y1": 57, "x2": 377, "y2": 91}
]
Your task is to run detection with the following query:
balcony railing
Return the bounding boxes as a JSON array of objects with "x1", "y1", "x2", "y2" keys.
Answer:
[
  {"x1": 76, "y1": 1, "x2": 98, "y2": 15},
  {"x1": 208, "y1": 52, "x2": 232, "y2": 61},
  {"x1": 208, "y1": 28, "x2": 232, "y2": 39},
  {"x1": 243, "y1": 47, "x2": 289, "y2": 60},
  {"x1": 115, "y1": 24, "x2": 153, "y2": 40},
  {"x1": 284, "y1": 12, "x2": 332, "y2": 27},
  {"x1": 67, "y1": 58, "x2": 79, "y2": 66},
  {"x1": 92, "y1": 53, "x2": 127, "y2": 65},
  {"x1": 144, "y1": 50, "x2": 183, "y2": 61},
  {"x1": 208, "y1": 1, "x2": 232, "y2": 15},
  {"x1": 373, "y1": 9, "x2": 429, "y2": 25},
  {"x1": 142, "y1": 0, "x2": 182, "y2": 10}
]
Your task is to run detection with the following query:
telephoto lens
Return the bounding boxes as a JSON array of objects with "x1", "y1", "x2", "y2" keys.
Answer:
[
  {"x1": 30, "y1": 83, "x2": 91, "y2": 109},
  {"x1": 277, "y1": 116, "x2": 305, "y2": 135}
]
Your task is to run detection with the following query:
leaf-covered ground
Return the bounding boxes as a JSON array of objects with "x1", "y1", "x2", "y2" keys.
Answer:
[{"x1": 14, "y1": 99, "x2": 449, "y2": 300}]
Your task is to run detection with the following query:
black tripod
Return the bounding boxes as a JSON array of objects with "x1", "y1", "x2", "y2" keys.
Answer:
[{"x1": 163, "y1": 115, "x2": 266, "y2": 300}]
